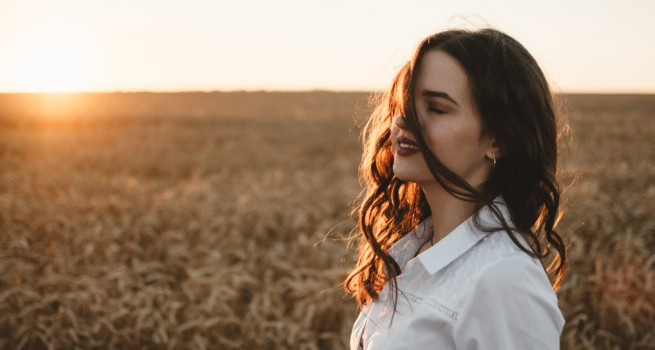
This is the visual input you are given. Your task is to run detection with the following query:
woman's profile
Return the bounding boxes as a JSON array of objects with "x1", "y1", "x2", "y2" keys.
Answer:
[{"x1": 345, "y1": 28, "x2": 568, "y2": 349}]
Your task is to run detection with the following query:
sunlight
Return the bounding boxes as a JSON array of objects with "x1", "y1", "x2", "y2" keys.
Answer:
[{"x1": 7, "y1": 28, "x2": 95, "y2": 93}]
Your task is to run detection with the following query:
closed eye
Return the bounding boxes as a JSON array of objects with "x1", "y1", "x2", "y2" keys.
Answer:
[{"x1": 428, "y1": 106, "x2": 446, "y2": 115}]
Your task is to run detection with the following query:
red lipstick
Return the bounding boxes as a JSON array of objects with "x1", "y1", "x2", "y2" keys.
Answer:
[{"x1": 396, "y1": 136, "x2": 420, "y2": 156}]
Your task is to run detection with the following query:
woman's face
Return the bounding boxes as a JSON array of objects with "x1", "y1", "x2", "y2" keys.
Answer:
[{"x1": 391, "y1": 50, "x2": 495, "y2": 189}]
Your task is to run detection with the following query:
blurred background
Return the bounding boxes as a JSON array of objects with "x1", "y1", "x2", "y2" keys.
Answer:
[
  {"x1": 1, "y1": 0, "x2": 654, "y2": 93},
  {"x1": 1, "y1": 0, "x2": 653, "y2": 349}
]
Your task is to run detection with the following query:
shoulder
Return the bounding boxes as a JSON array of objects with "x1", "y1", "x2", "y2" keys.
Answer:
[
  {"x1": 469, "y1": 231, "x2": 559, "y2": 310},
  {"x1": 474, "y1": 253, "x2": 556, "y2": 303},
  {"x1": 453, "y1": 236, "x2": 564, "y2": 349}
]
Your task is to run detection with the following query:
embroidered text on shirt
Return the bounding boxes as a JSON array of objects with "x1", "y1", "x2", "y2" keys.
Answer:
[{"x1": 398, "y1": 289, "x2": 459, "y2": 321}]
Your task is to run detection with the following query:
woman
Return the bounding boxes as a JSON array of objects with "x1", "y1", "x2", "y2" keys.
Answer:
[{"x1": 345, "y1": 28, "x2": 568, "y2": 349}]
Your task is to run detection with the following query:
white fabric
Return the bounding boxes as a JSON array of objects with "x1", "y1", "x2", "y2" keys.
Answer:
[{"x1": 350, "y1": 201, "x2": 564, "y2": 349}]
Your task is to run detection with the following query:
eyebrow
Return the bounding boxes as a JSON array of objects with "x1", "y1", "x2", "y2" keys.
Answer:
[{"x1": 422, "y1": 90, "x2": 459, "y2": 106}]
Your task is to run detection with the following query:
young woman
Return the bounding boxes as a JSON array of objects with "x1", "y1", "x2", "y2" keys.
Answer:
[{"x1": 345, "y1": 28, "x2": 568, "y2": 349}]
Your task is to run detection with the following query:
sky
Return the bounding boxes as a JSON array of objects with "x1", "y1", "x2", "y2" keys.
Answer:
[{"x1": 0, "y1": 0, "x2": 653, "y2": 93}]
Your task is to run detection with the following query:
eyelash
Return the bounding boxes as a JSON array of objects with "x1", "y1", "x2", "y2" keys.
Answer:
[{"x1": 428, "y1": 106, "x2": 446, "y2": 115}]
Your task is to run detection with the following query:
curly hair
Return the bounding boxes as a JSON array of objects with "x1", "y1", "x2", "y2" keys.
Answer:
[{"x1": 345, "y1": 28, "x2": 568, "y2": 307}]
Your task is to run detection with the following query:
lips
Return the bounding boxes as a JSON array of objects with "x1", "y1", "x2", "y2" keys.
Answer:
[{"x1": 396, "y1": 136, "x2": 420, "y2": 156}]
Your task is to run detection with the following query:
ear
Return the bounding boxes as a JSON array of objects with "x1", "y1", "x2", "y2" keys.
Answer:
[{"x1": 485, "y1": 138, "x2": 502, "y2": 162}]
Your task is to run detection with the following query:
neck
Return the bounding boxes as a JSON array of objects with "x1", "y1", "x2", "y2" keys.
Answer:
[{"x1": 422, "y1": 182, "x2": 477, "y2": 245}]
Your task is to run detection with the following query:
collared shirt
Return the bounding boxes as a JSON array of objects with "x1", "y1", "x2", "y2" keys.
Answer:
[{"x1": 350, "y1": 202, "x2": 564, "y2": 349}]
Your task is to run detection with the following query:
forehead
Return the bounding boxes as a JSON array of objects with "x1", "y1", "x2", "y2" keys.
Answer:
[{"x1": 415, "y1": 50, "x2": 471, "y2": 99}]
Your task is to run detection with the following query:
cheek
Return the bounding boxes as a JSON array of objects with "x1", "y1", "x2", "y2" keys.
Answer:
[
  {"x1": 422, "y1": 123, "x2": 451, "y2": 150},
  {"x1": 424, "y1": 124, "x2": 482, "y2": 160}
]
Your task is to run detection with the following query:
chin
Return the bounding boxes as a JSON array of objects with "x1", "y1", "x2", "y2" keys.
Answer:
[
  {"x1": 393, "y1": 161, "x2": 431, "y2": 183},
  {"x1": 394, "y1": 173, "x2": 411, "y2": 182},
  {"x1": 393, "y1": 168, "x2": 422, "y2": 183}
]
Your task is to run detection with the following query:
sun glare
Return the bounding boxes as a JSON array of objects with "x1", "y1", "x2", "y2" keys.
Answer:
[{"x1": 7, "y1": 29, "x2": 95, "y2": 93}]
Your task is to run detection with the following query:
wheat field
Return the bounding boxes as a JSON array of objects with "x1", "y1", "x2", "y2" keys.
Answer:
[{"x1": 0, "y1": 92, "x2": 653, "y2": 349}]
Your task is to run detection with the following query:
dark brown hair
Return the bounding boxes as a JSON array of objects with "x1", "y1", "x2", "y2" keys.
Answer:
[{"x1": 345, "y1": 28, "x2": 567, "y2": 307}]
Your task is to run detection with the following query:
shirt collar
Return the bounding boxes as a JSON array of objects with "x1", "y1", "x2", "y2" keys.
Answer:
[{"x1": 417, "y1": 198, "x2": 511, "y2": 275}]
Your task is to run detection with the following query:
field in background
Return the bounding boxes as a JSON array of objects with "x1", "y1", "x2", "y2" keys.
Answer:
[{"x1": 0, "y1": 92, "x2": 653, "y2": 349}]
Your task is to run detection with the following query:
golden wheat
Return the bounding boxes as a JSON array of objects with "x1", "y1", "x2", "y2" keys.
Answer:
[{"x1": 0, "y1": 92, "x2": 653, "y2": 349}]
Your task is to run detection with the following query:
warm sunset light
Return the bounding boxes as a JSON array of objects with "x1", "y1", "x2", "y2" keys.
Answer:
[
  {"x1": 8, "y1": 32, "x2": 94, "y2": 93},
  {"x1": 1, "y1": 1, "x2": 653, "y2": 349},
  {"x1": 0, "y1": 0, "x2": 654, "y2": 93}
]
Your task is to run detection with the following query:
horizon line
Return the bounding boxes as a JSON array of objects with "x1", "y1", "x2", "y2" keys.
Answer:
[{"x1": 1, "y1": 89, "x2": 654, "y2": 95}]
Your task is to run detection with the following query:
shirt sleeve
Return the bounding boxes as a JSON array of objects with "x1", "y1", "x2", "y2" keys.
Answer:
[{"x1": 453, "y1": 257, "x2": 565, "y2": 350}]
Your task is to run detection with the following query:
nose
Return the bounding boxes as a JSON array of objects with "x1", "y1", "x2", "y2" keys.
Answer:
[{"x1": 394, "y1": 115, "x2": 409, "y2": 130}]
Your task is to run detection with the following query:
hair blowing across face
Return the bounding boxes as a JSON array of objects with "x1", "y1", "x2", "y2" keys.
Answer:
[{"x1": 345, "y1": 28, "x2": 568, "y2": 307}]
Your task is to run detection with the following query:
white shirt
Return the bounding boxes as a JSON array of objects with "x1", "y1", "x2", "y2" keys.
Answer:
[{"x1": 350, "y1": 202, "x2": 564, "y2": 349}]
